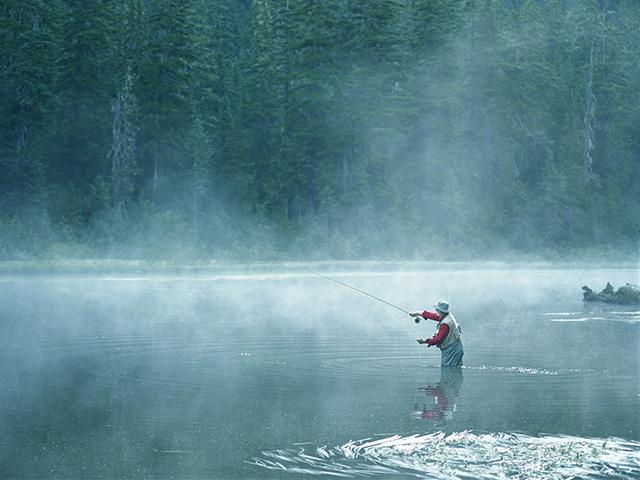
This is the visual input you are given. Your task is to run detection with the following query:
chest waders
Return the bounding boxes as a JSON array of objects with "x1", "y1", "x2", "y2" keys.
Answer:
[{"x1": 435, "y1": 313, "x2": 464, "y2": 367}]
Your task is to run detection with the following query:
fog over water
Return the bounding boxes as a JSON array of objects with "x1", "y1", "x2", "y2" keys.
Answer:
[
  {"x1": 3, "y1": 2, "x2": 640, "y2": 477},
  {"x1": 0, "y1": 264, "x2": 638, "y2": 478}
]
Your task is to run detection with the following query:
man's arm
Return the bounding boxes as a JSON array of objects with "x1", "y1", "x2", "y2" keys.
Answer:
[
  {"x1": 426, "y1": 323, "x2": 449, "y2": 346},
  {"x1": 422, "y1": 310, "x2": 441, "y2": 321}
]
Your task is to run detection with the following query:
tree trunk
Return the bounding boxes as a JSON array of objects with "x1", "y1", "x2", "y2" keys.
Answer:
[
  {"x1": 112, "y1": 91, "x2": 123, "y2": 218},
  {"x1": 342, "y1": 147, "x2": 352, "y2": 192},
  {"x1": 599, "y1": 1, "x2": 612, "y2": 197},
  {"x1": 110, "y1": 70, "x2": 137, "y2": 225},
  {"x1": 284, "y1": 194, "x2": 290, "y2": 221},
  {"x1": 153, "y1": 156, "x2": 159, "y2": 192},
  {"x1": 582, "y1": 44, "x2": 595, "y2": 184},
  {"x1": 16, "y1": 124, "x2": 28, "y2": 164},
  {"x1": 193, "y1": 187, "x2": 199, "y2": 242}
]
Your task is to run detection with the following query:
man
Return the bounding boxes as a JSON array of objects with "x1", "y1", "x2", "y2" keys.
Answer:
[{"x1": 409, "y1": 300, "x2": 463, "y2": 367}]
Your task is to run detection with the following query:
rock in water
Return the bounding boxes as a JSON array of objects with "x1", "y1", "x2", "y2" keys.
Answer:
[{"x1": 582, "y1": 283, "x2": 640, "y2": 304}]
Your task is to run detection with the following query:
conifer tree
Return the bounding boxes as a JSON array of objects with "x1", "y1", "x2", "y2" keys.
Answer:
[
  {"x1": 138, "y1": 0, "x2": 198, "y2": 197},
  {"x1": 52, "y1": 0, "x2": 120, "y2": 227},
  {"x1": 109, "y1": 68, "x2": 137, "y2": 226},
  {"x1": 0, "y1": 1, "x2": 61, "y2": 212}
]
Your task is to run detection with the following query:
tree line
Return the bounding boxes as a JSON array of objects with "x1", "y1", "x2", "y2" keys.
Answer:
[{"x1": 1, "y1": 0, "x2": 638, "y2": 261}]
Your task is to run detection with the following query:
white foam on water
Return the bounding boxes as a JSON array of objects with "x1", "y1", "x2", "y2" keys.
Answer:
[
  {"x1": 545, "y1": 313, "x2": 639, "y2": 323},
  {"x1": 247, "y1": 431, "x2": 640, "y2": 479},
  {"x1": 464, "y1": 365, "x2": 563, "y2": 375},
  {"x1": 548, "y1": 317, "x2": 602, "y2": 322},
  {"x1": 543, "y1": 312, "x2": 580, "y2": 316},
  {"x1": 264, "y1": 360, "x2": 288, "y2": 366}
]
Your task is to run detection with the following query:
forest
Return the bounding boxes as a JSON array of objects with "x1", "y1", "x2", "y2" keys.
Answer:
[{"x1": 1, "y1": 0, "x2": 639, "y2": 261}]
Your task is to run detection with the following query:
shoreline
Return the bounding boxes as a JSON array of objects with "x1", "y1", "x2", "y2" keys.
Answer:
[{"x1": 0, "y1": 259, "x2": 638, "y2": 276}]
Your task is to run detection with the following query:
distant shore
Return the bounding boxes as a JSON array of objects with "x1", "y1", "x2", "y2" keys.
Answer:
[{"x1": 0, "y1": 259, "x2": 638, "y2": 276}]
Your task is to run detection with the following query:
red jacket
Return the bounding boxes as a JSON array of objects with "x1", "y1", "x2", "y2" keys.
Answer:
[{"x1": 422, "y1": 310, "x2": 449, "y2": 346}]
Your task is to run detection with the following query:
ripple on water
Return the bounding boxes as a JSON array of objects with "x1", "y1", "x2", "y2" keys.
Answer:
[
  {"x1": 248, "y1": 431, "x2": 640, "y2": 479},
  {"x1": 544, "y1": 311, "x2": 640, "y2": 324},
  {"x1": 20, "y1": 331, "x2": 631, "y2": 389},
  {"x1": 463, "y1": 365, "x2": 599, "y2": 376}
]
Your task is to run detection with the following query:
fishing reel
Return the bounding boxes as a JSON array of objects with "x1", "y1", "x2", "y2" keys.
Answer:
[{"x1": 414, "y1": 315, "x2": 421, "y2": 324}]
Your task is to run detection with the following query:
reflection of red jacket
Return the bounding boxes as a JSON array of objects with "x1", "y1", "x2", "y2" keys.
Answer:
[
  {"x1": 421, "y1": 310, "x2": 450, "y2": 346},
  {"x1": 418, "y1": 386, "x2": 448, "y2": 420},
  {"x1": 424, "y1": 386, "x2": 449, "y2": 411},
  {"x1": 417, "y1": 367, "x2": 463, "y2": 422}
]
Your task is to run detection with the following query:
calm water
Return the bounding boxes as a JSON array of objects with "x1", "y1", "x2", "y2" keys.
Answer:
[{"x1": 1, "y1": 265, "x2": 639, "y2": 479}]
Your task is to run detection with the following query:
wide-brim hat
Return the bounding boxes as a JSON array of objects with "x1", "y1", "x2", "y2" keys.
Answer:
[{"x1": 434, "y1": 300, "x2": 449, "y2": 313}]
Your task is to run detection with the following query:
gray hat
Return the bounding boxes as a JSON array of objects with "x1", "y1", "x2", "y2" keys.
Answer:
[{"x1": 434, "y1": 300, "x2": 449, "y2": 314}]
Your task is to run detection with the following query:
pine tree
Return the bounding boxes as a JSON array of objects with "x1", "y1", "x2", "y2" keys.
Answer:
[
  {"x1": 51, "y1": 0, "x2": 120, "y2": 228},
  {"x1": 138, "y1": 0, "x2": 198, "y2": 198},
  {"x1": 109, "y1": 67, "x2": 137, "y2": 227},
  {"x1": 188, "y1": 115, "x2": 214, "y2": 249},
  {"x1": 0, "y1": 0, "x2": 61, "y2": 213}
]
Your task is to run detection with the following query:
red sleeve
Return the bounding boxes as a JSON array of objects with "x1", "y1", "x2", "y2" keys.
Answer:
[
  {"x1": 422, "y1": 310, "x2": 441, "y2": 321},
  {"x1": 427, "y1": 323, "x2": 449, "y2": 346}
]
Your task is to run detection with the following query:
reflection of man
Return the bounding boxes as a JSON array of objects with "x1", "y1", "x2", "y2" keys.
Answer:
[
  {"x1": 415, "y1": 367, "x2": 463, "y2": 421},
  {"x1": 410, "y1": 300, "x2": 463, "y2": 367}
]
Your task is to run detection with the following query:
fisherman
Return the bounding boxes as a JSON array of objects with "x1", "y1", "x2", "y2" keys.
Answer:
[{"x1": 409, "y1": 300, "x2": 464, "y2": 367}]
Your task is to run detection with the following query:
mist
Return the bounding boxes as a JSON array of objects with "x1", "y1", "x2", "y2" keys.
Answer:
[
  {"x1": 1, "y1": 1, "x2": 640, "y2": 478},
  {"x1": 1, "y1": 1, "x2": 639, "y2": 262},
  {"x1": 1, "y1": 266, "x2": 638, "y2": 477}
]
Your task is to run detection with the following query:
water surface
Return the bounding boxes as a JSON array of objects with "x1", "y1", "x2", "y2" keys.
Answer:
[{"x1": 0, "y1": 265, "x2": 638, "y2": 478}]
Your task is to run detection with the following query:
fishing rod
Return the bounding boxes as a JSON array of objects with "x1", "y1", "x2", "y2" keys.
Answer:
[
  {"x1": 312, "y1": 272, "x2": 423, "y2": 339},
  {"x1": 312, "y1": 271, "x2": 411, "y2": 315}
]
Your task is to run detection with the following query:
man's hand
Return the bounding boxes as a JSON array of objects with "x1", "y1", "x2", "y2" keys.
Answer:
[
  {"x1": 417, "y1": 337, "x2": 426, "y2": 344},
  {"x1": 409, "y1": 312, "x2": 422, "y2": 318}
]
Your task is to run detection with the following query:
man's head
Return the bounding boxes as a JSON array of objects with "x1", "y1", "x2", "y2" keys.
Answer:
[{"x1": 434, "y1": 300, "x2": 449, "y2": 315}]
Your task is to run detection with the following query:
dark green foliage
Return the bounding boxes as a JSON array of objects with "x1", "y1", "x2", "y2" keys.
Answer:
[
  {"x1": 0, "y1": 0, "x2": 638, "y2": 260},
  {"x1": 0, "y1": 1, "x2": 61, "y2": 212}
]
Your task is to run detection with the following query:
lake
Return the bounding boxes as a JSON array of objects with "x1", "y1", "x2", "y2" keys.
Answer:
[{"x1": 1, "y1": 265, "x2": 638, "y2": 478}]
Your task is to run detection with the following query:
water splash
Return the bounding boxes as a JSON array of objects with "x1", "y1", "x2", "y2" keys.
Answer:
[
  {"x1": 548, "y1": 317, "x2": 605, "y2": 322},
  {"x1": 464, "y1": 365, "x2": 565, "y2": 375},
  {"x1": 248, "y1": 431, "x2": 640, "y2": 479}
]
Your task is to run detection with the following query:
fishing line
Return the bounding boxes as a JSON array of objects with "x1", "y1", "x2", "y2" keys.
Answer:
[
  {"x1": 312, "y1": 271, "x2": 418, "y2": 340},
  {"x1": 311, "y1": 272, "x2": 411, "y2": 315},
  {"x1": 383, "y1": 305, "x2": 420, "y2": 340}
]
